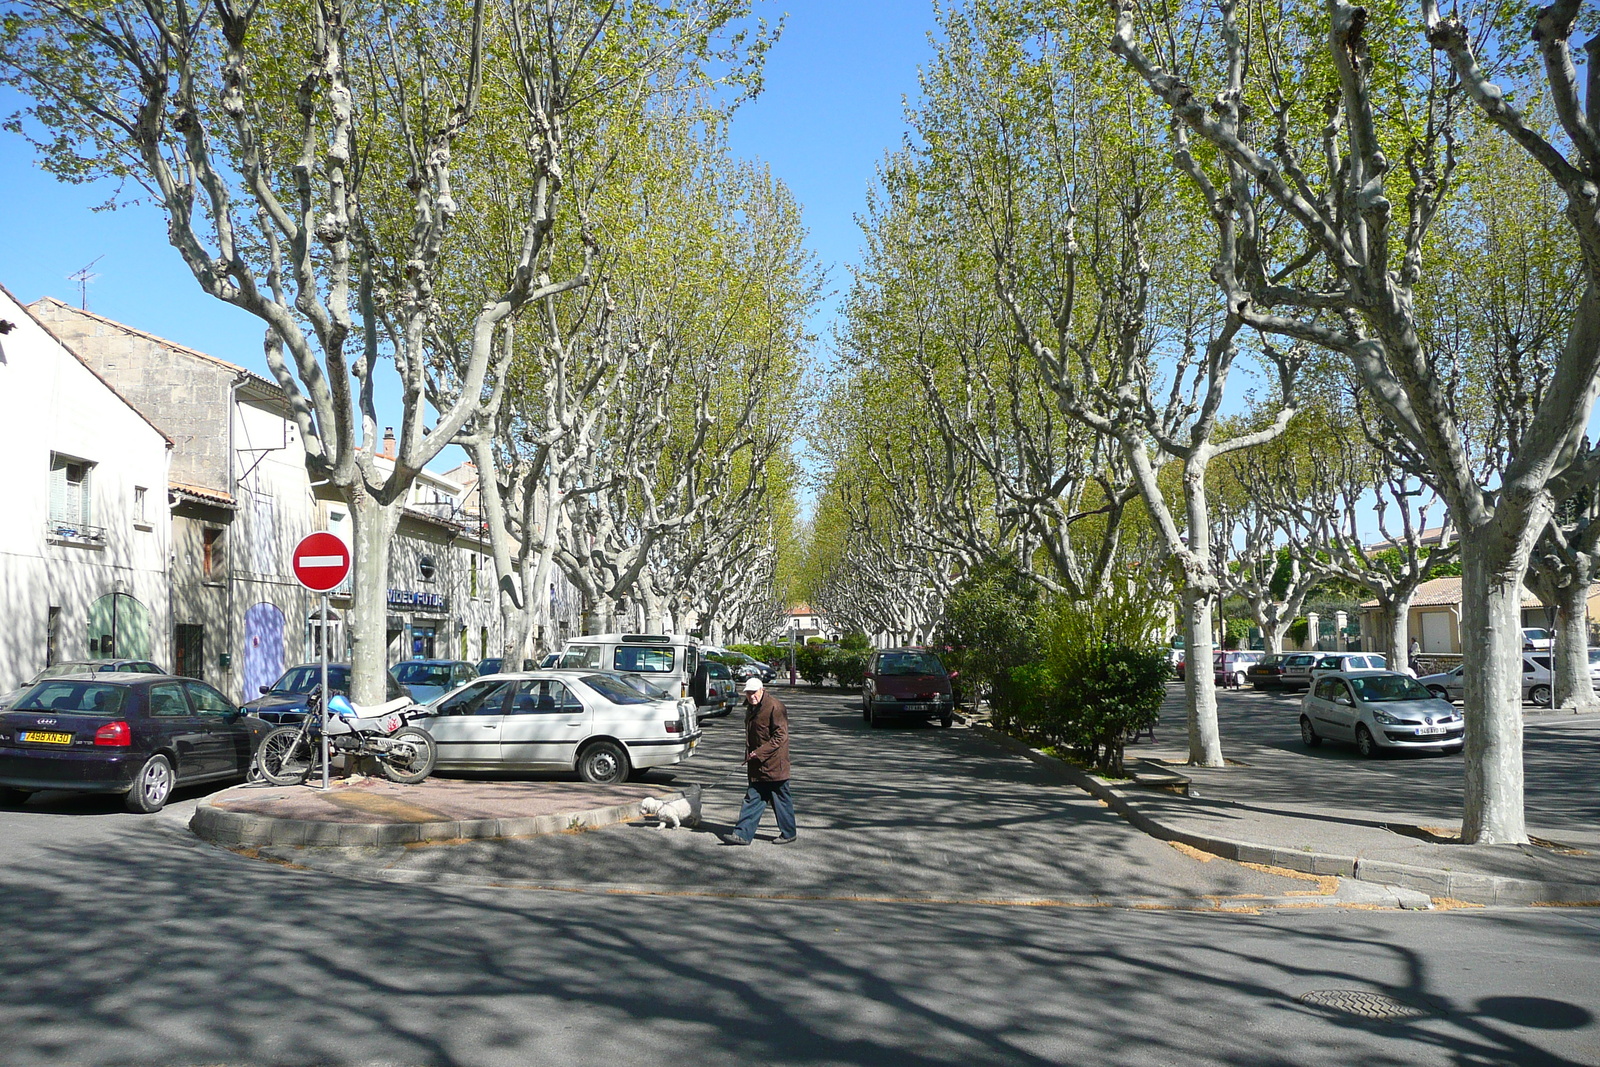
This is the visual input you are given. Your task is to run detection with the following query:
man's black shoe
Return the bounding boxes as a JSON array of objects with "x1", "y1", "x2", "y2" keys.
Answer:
[
  {"x1": 774, "y1": 835, "x2": 798, "y2": 845},
  {"x1": 720, "y1": 833, "x2": 751, "y2": 846}
]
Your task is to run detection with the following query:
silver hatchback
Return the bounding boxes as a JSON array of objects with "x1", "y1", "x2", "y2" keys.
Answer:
[{"x1": 1300, "y1": 671, "x2": 1464, "y2": 757}]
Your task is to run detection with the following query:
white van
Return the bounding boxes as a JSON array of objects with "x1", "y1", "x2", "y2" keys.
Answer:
[{"x1": 558, "y1": 634, "x2": 701, "y2": 701}]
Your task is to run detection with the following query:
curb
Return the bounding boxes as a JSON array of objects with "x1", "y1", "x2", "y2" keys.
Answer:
[
  {"x1": 965, "y1": 720, "x2": 1600, "y2": 907},
  {"x1": 190, "y1": 791, "x2": 656, "y2": 849}
]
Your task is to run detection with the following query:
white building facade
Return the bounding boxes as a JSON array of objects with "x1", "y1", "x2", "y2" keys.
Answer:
[{"x1": 0, "y1": 286, "x2": 172, "y2": 694}]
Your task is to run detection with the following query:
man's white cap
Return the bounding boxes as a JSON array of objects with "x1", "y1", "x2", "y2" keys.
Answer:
[{"x1": 743, "y1": 677, "x2": 764, "y2": 693}]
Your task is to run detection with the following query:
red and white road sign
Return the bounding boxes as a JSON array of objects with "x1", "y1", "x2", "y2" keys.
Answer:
[{"x1": 291, "y1": 531, "x2": 352, "y2": 593}]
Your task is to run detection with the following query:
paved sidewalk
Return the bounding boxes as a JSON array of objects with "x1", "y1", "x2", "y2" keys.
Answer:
[
  {"x1": 966, "y1": 715, "x2": 1600, "y2": 907},
  {"x1": 191, "y1": 775, "x2": 665, "y2": 848}
]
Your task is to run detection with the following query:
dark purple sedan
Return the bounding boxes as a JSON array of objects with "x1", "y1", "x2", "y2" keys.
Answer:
[{"x1": 0, "y1": 675, "x2": 270, "y2": 813}]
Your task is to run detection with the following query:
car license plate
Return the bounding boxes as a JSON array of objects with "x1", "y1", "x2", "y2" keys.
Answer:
[
  {"x1": 1414, "y1": 726, "x2": 1447, "y2": 736},
  {"x1": 906, "y1": 703, "x2": 933, "y2": 712},
  {"x1": 22, "y1": 731, "x2": 72, "y2": 744}
]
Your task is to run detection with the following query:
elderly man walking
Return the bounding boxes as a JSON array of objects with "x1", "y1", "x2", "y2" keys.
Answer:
[{"x1": 721, "y1": 677, "x2": 797, "y2": 845}]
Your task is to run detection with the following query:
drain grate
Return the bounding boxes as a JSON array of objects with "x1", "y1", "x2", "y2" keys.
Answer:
[{"x1": 1298, "y1": 990, "x2": 1429, "y2": 1020}]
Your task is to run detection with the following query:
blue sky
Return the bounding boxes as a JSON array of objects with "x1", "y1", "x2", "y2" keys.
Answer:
[{"x1": 0, "y1": 2, "x2": 940, "y2": 476}]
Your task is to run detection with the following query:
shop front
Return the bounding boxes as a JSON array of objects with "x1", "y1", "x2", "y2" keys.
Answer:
[{"x1": 387, "y1": 588, "x2": 451, "y2": 662}]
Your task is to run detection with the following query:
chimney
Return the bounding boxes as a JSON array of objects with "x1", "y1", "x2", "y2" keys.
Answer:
[{"x1": 379, "y1": 427, "x2": 396, "y2": 460}]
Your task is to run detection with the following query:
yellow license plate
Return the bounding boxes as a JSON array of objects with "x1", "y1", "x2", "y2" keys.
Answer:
[{"x1": 23, "y1": 731, "x2": 72, "y2": 744}]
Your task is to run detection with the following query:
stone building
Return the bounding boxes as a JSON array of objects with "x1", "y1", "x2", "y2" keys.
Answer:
[
  {"x1": 30, "y1": 298, "x2": 321, "y2": 701},
  {"x1": 0, "y1": 286, "x2": 172, "y2": 694}
]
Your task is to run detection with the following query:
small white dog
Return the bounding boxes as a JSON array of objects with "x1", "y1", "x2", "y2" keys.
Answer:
[{"x1": 639, "y1": 790, "x2": 700, "y2": 830}]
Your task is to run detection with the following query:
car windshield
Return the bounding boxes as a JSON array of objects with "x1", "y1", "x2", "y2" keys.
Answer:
[
  {"x1": 269, "y1": 666, "x2": 352, "y2": 694},
  {"x1": 1350, "y1": 674, "x2": 1433, "y2": 703},
  {"x1": 393, "y1": 663, "x2": 455, "y2": 687},
  {"x1": 581, "y1": 674, "x2": 655, "y2": 705},
  {"x1": 878, "y1": 652, "x2": 945, "y2": 676},
  {"x1": 15, "y1": 681, "x2": 127, "y2": 715}
]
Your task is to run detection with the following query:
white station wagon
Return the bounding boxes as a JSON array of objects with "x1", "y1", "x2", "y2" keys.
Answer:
[{"x1": 412, "y1": 670, "x2": 700, "y2": 784}]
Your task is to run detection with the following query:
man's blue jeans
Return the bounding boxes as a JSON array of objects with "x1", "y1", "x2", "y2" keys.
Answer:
[{"x1": 732, "y1": 779, "x2": 795, "y2": 841}]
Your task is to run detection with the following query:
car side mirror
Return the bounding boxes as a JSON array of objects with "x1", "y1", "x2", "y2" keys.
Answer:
[{"x1": 259, "y1": 685, "x2": 270, "y2": 694}]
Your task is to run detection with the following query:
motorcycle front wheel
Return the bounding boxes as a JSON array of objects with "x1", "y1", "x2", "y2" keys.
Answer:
[
  {"x1": 378, "y1": 727, "x2": 437, "y2": 785},
  {"x1": 256, "y1": 726, "x2": 318, "y2": 786}
]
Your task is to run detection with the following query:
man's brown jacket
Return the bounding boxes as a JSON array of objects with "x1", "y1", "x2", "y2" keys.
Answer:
[{"x1": 743, "y1": 691, "x2": 790, "y2": 782}]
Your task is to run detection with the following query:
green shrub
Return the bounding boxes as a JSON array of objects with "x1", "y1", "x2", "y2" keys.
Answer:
[
  {"x1": 1223, "y1": 617, "x2": 1250, "y2": 650},
  {"x1": 728, "y1": 642, "x2": 785, "y2": 666},
  {"x1": 934, "y1": 559, "x2": 1040, "y2": 706},
  {"x1": 795, "y1": 643, "x2": 831, "y2": 685},
  {"x1": 829, "y1": 647, "x2": 869, "y2": 688},
  {"x1": 976, "y1": 580, "x2": 1171, "y2": 775}
]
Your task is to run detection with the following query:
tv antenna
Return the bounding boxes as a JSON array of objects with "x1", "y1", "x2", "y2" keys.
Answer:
[{"x1": 67, "y1": 256, "x2": 104, "y2": 310}]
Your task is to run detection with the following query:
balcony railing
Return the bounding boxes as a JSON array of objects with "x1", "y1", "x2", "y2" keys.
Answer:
[{"x1": 46, "y1": 520, "x2": 107, "y2": 546}]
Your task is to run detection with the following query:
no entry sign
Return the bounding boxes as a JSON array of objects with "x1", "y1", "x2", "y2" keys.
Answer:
[{"x1": 292, "y1": 531, "x2": 352, "y2": 592}]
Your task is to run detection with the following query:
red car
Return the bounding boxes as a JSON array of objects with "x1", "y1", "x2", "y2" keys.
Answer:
[{"x1": 862, "y1": 648, "x2": 955, "y2": 728}]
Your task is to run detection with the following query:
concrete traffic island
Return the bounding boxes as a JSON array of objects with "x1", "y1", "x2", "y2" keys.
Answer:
[{"x1": 191, "y1": 775, "x2": 665, "y2": 848}]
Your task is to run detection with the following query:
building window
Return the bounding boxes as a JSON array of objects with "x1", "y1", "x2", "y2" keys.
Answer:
[
  {"x1": 49, "y1": 454, "x2": 93, "y2": 525},
  {"x1": 470, "y1": 555, "x2": 479, "y2": 598},
  {"x1": 202, "y1": 527, "x2": 225, "y2": 580},
  {"x1": 419, "y1": 554, "x2": 437, "y2": 582},
  {"x1": 46, "y1": 606, "x2": 60, "y2": 666}
]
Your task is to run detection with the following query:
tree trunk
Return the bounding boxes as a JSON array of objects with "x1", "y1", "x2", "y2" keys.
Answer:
[
  {"x1": 1383, "y1": 594, "x2": 1414, "y2": 672},
  {"x1": 1457, "y1": 527, "x2": 1532, "y2": 844},
  {"x1": 582, "y1": 595, "x2": 613, "y2": 636},
  {"x1": 1183, "y1": 588, "x2": 1224, "y2": 767},
  {"x1": 347, "y1": 493, "x2": 402, "y2": 705},
  {"x1": 1553, "y1": 573, "x2": 1598, "y2": 711}
]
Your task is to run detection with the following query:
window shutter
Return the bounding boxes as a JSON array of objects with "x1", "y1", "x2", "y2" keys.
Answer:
[{"x1": 49, "y1": 460, "x2": 68, "y2": 523}]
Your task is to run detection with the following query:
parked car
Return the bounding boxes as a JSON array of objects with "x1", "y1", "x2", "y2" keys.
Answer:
[
  {"x1": 391, "y1": 660, "x2": 480, "y2": 705},
  {"x1": 1245, "y1": 653, "x2": 1293, "y2": 690},
  {"x1": 691, "y1": 659, "x2": 735, "y2": 718},
  {"x1": 1308, "y1": 652, "x2": 1387, "y2": 685},
  {"x1": 0, "y1": 674, "x2": 270, "y2": 811},
  {"x1": 1524, "y1": 653, "x2": 1554, "y2": 707},
  {"x1": 242, "y1": 663, "x2": 415, "y2": 726},
  {"x1": 477, "y1": 657, "x2": 534, "y2": 676},
  {"x1": 558, "y1": 633, "x2": 702, "y2": 701},
  {"x1": 1279, "y1": 652, "x2": 1320, "y2": 689},
  {"x1": 862, "y1": 648, "x2": 955, "y2": 728},
  {"x1": 1417, "y1": 664, "x2": 1465, "y2": 703},
  {"x1": 0, "y1": 659, "x2": 164, "y2": 711},
  {"x1": 1214, "y1": 650, "x2": 1263, "y2": 687},
  {"x1": 710, "y1": 651, "x2": 776, "y2": 684},
  {"x1": 411, "y1": 669, "x2": 700, "y2": 783},
  {"x1": 1299, "y1": 671, "x2": 1464, "y2": 757},
  {"x1": 1522, "y1": 627, "x2": 1555, "y2": 651}
]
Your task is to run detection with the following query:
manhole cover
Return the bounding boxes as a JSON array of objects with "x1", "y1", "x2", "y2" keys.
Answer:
[{"x1": 1298, "y1": 990, "x2": 1429, "y2": 1020}]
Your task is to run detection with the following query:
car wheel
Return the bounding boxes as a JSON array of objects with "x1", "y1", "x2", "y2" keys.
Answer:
[
  {"x1": 124, "y1": 753, "x2": 175, "y2": 813},
  {"x1": 1235, "y1": 671, "x2": 1247, "y2": 688},
  {"x1": 1427, "y1": 686, "x2": 1449, "y2": 701},
  {"x1": 577, "y1": 740, "x2": 629, "y2": 784},
  {"x1": 867, "y1": 702, "x2": 880, "y2": 728},
  {"x1": 1299, "y1": 716, "x2": 1321, "y2": 748},
  {"x1": 941, "y1": 713, "x2": 953, "y2": 728},
  {"x1": 1530, "y1": 684, "x2": 1552, "y2": 708},
  {"x1": 1355, "y1": 725, "x2": 1378, "y2": 758},
  {"x1": 862, "y1": 697, "x2": 871, "y2": 722}
]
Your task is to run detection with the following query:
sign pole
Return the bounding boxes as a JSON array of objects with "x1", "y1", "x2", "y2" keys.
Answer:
[{"x1": 320, "y1": 593, "x2": 330, "y2": 790}]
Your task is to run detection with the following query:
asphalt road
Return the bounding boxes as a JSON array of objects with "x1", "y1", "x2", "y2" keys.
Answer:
[
  {"x1": 1200, "y1": 680, "x2": 1600, "y2": 841},
  {"x1": 0, "y1": 687, "x2": 1597, "y2": 1066}
]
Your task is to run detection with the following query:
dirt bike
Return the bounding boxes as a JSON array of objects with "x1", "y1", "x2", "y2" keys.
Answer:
[{"x1": 254, "y1": 686, "x2": 437, "y2": 786}]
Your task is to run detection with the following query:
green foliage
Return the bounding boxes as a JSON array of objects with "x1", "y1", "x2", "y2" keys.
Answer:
[
  {"x1": 727, "y1": 643, "x2": 786, "y2": 667},
  {"x1": 1222, "y1": 618, "x2": 1251, "y2": 650},
  {"x1": 933, "y1": 559, "x2": 1042, "y2": 704},
  {"x1": 952, "y1": 571, "x2": 1171, "y2": 775},
  {"x1": 795, "y1": 643, "x2": 830, "y2": 686},
  {"x1": 1287, "y1": 618, "x2": 1311, "y2": 647}
]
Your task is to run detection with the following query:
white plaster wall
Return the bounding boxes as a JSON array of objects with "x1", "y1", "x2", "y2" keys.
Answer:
[{"x1": 0, "y1": 289, "x2": 171, "y2": 693}]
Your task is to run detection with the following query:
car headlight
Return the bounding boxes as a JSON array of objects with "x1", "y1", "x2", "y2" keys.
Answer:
[{"x1": 1372, "y1": 709, "x2": 1400, "y2": 725}]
